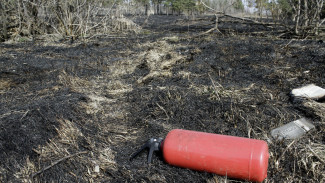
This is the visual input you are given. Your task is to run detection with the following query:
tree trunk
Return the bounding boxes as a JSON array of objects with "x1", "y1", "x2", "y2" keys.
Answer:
[
  {"x1": 315, "y1": 0, "x2": 325, "y2": 35},
  {"x1": 303, "y1": 0, "x2": 308, "y2": 27},
  {"x1": 1, "y1": 6, "x2": 8, "y2": 40},
  {"x1": 145, "y1": 4, "x2": 148, "y2": 16},
  {"x1": 295, "y1": 0, "x2": 301, "y2": 35},
  {"x1": 156, "y1": 4, "x2": 159, "y2": 15}
]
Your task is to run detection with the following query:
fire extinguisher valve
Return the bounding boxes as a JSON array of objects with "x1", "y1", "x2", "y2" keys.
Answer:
[{"x1": 130, "y1": 138, "x2": 164, "y2": 163}]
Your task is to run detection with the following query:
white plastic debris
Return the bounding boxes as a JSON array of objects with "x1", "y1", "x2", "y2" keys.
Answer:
[
  {"x1": 271, "y1": 118, "x2": 315, "y2": 140},
  {"x1": 94, "y1": 164, "x2": 100, "y2": 173},
  {"x1": 291, "y1": 84, "x2": 325, "y2": 100}
]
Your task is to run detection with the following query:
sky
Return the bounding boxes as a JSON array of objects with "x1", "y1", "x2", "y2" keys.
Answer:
[{"x1": 242, "y1": 0, "x2": 258, "y2": 13}]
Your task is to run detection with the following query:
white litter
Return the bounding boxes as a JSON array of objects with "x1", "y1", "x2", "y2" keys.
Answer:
[
  {"x1": 94, "y1": 164, "x2": 100, "y2": 173},
  {"x1": 271, "y1": 118, "x2": 315, "y2": 140},
  {"x1": 291, "y1": 84, "x2": 325, "y2": 100}
]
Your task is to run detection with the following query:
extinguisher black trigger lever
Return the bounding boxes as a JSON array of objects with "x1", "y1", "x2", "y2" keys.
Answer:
[{"x1": 130, "y1": 138, "x2": 164, "y2": 163}]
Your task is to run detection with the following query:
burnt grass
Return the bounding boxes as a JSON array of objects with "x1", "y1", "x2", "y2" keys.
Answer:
[{"x1": 1, "y1": 15, "x2": 325, "y2": 182}]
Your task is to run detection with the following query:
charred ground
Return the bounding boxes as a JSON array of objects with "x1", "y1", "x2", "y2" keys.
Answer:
[{"x1": 0, "y1": 15, "x2": 325, "y2": 182}]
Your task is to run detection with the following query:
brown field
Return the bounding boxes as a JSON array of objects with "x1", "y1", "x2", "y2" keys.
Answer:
[{"x1": 1, "y1": 15, "x2": 325, "y2": 182}]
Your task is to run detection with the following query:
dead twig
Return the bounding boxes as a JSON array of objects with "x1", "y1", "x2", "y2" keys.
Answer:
[
  {"x1": 208, "y1": 73, "x2": 226, "y2": 101},
  {"x1": 208, "y1": 74, "x2": 221, "y2": 101},
  {"x1": 0, "y1": 110, "x2": 26, "y2": 120},
  {"x1": 197, "y1": 27, "x2": 219, "y2": 37},
  {"x1": 308, "y1": 145, "x2": 325, "y2": 165},
  {"x1": 281, "y1": 39, "x2": 295, "y2": 49},
  {"x1": 31, "y1": 151, "x2": 88, "y2": 178},
  {"x1": 156, "y1": 102, "x2": 170, "y2": 120},
  {"x1": 275, "y1": 139, "x2": 297, "y2": 169},
  {"x1": 20, "y1": 110, "x2": 29, "y2": 121}
]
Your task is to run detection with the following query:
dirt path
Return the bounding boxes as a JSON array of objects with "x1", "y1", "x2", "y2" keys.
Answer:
[{"x1": 1, "y1": 15, "x2": 325, "y2": 182}]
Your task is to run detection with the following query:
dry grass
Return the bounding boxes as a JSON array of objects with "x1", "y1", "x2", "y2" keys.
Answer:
[
  {"x1": 136, "y1": 41, "x2": 185, "y2": 84},
  {"x1": 105, "y1": 80, "x2": 133, "y2": 95},
  {"x1": 303, "y1": 100, "x2": 325, "y2": 121},
  {"x1": 58, "y1": 70, "x2": 91, "y2": 92},
  {"x1": 207, "y1": 175, "x2": 229, "y2": 183},
  {"x1": 14, "y1": 118, "x2": 85, "y2": 182},
  {"x1": 308, "y1": 143, "x2": 325, "y2": 165},
  {"x1": 108, "y1": 40, "x2": 185, "y2": 85},
  {"x1": 267, "y1": 139, "x2": 325, "y2": 182},
  {"x1": 15, "y1": 118, "x2": 117, "y2": 182},
  {"x1": 111, "y1": 17, "x2": 142, "y2": 33},
  {"x1": 0, "y1": 78, "x2": 14, "y2": 92},
  {"x1": 11, "y1": 68, "x2": 124, "y2": 182}
]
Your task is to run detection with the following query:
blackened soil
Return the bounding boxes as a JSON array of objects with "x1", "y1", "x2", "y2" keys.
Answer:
[{"x1": 0, "y1": 15, "x2": 325, "y2": 182}]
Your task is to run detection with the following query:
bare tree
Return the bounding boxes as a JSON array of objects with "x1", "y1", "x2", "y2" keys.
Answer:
[
  {"x1": 0, "y1": 0, "x2": 143, "y2": 41},
  {"x1": 289, "y1": 0, "x2": 324, "y2": 36},
  {"x1": 0, "y1": 2, "x2": 8, "y2": 41}
]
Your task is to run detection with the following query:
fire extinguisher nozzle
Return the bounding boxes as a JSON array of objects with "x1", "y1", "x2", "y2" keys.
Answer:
[{"x1": 130, "y1": 138, "x2": 163, "y2": 163}]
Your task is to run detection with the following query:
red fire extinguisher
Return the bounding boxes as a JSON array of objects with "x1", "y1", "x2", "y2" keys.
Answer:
[{"x1": 130, "y1": 129, "x2": 269, "y2": 182}]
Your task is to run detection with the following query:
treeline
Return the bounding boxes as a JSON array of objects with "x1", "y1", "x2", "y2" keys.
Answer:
[
  {"x1": 0, "y1": 0, "x2": 247, "y2": 41},
  {"x1": 0, "y1": 0, "x2": 325, "y2": 42},
  {"x1": 247, "y1": 0, "x2": 325, "y2": 35},
  {"x1": 0, "y1": 0, "x2": 143, "y2": 42},
  {"x1": 135, "y1": 0, "x2": 244, "y2": 15}
]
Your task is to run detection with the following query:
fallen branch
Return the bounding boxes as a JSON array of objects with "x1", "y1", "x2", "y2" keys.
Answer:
[
  {"x1": 196, "y1": 27, "x2": 218, "y2": 37},
  {"x1": 31, "y1": 151, "x2": 88, "y2": 178},
  {"x1": 195, "y1": 15, "x2": 223, "y2": 37},
  {"x1": 195, "y1": 1, "x2": 293, "y2": 37},
  {"x1": 222, "y1": 14, "x2": 271, "y2": 26}
]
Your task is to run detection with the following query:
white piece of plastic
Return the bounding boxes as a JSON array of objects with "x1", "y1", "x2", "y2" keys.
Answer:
[
  {"x1": 94, "y1": 165, "x2": 100, "y2": 173},
  {"x1": 291, "y1": 84, "x2": 325, "y2": 100},
  {"x1": 271, "y1": 118, "x2": 315, "y2": 140}
]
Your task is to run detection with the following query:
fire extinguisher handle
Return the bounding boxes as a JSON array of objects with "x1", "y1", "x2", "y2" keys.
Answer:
[{"x1": 130, "y1": 138, "x2": 163, "y2": 163}]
